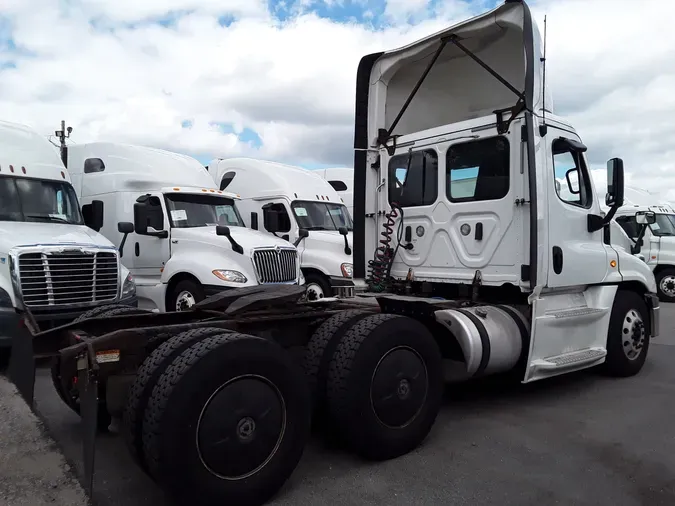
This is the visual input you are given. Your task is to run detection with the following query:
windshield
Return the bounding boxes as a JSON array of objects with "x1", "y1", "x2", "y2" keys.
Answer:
[
  {"x1": 164, "y1": 193, "x2": 245, "y2": 228},
  {"x1": 291, "y1": 200, "x2": 353, "y2": 231},
  {"x1": 650, "y1": 214, "x2": 675, "y2": 237},
  {"x1": 0, "y1": 175, "x2": 84, "y2": 225}
]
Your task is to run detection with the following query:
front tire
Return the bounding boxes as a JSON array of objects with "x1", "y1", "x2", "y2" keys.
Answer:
[
  {"x1": 168, "y1": 279, "x2": 205, "y2": 312},
  {"x1": 304, "y1": 273, "x2": 332, "y2": 301},
  {"x1": 656, "y1": 268, "x2": 675, "y2": 302},
  {"x1": 602, "y1": 290, "x2": 650, "y2": 377}
]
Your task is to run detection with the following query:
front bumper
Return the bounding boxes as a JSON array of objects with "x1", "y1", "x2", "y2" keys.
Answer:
[
  {"x1": 330, "y1": 277, "x2": 355, "y2": 298},
  {"x1": 645, "y1": 293, "x2": 660, "y2": 338}
]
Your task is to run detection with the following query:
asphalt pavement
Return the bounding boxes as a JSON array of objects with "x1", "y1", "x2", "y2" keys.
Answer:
[{"x1": 20, "y1": 305, "x2": 675, "y2": 506}]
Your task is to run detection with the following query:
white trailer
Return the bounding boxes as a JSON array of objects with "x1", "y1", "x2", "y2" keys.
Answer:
[
  {"x1": 207, "y1": 157, "x2": 354, "y2": 299},
  {"x1": 65, "y1": 143, "x2": 303, "y2": 312}
]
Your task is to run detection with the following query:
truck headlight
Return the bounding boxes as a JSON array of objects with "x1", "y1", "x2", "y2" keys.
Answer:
[
  {"x1": 213, "y1": 270, "x2": 247, "y2": 283},
  {"x1": 341, "y1": 263, "x2": 353, "y2": 278},
  {"x1": 121, "y1": 272, "x2": 136, "y2": 298}
]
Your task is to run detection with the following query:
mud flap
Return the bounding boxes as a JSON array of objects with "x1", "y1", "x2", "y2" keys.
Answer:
[
  {"x1": 77, "y1": 345, "x2": 99, "y2": 497},
  {"x1": 8, "y1": 325, "x2": 36, "y2": 407}
]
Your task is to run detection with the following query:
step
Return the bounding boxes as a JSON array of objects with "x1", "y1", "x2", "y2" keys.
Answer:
[
  {"x1": 546, "y1": 307, "x2": 606, "y2": 319},
  {"x1": 530, "y1": 348, "x2": 607, "y2": 371}
]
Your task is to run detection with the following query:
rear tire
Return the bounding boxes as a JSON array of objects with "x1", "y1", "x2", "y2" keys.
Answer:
[
  {"x1": 142, "y1": 333, "x2": 311, "y2": 506},
  {"x1": 51, "y1": 305, "x2": 148, "y2": 432},
  {"x1": 122, "y1": 327, "x2": 226, "y2": 475},
  {"x1": 168, "y1": 279, "x2": 205, "y2": 312},
  {"x1": 326, "y1": 314, "x2": 443, "y2": 461},
  {"x1": 602, "y1": 290, "x2": 650, "y2": 377},
  {"x1": 303, "y1": 310, "x2": 371, "y2": 417}
]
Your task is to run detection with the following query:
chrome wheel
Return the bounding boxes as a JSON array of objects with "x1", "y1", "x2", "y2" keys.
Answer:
[
  {"x1": 622, "y1": 309, "x2": 646, "y2": 361},
  {"x1": 659, "y1": 275, "x2": 675, "y2": 298},
  {"x1": 305, "y1": 283, "x2": 324, "y2": 301},
  {"x1": 176, "y1": 290, "x2": 196, "y2": 311}
]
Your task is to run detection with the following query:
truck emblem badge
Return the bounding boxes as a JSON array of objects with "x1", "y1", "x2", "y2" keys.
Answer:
[{"x1": 0, "y1": 258, "x2": 5, "y2": 264}]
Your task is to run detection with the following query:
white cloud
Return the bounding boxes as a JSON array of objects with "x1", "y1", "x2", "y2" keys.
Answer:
[{"x1": 0, "y1": 0, "x2": 673, "y2": 203}]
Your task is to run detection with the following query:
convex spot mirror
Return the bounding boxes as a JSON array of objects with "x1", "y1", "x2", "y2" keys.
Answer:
[{"x1": 636, "y1": 211, "x2": 656, "y2": 225}]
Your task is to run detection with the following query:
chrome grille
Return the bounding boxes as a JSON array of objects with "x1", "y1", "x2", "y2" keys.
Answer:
[
  {"x1": 17, "y1": 249, "x2": 119, "y2": 308},
  {"x1": 252, "y1": 248, "x2": 297, "y2": 283}
]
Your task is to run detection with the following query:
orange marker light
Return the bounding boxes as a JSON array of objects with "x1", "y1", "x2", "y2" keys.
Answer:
[
  {"x1": 610, "y1": 260, "x2": 617, "y2": 268},
  {"x1": 21, "y1": 166, "x2": 26, "y2": 174},
  {"x1": 61, "y1": 171, "x2": 66, "y2": 179},
  {"x1": 9, "y1": 165, "x2": 14, "y2": 173},
  {"x1": 173, "y1": 187, "x2": 180, "y2": 191}
]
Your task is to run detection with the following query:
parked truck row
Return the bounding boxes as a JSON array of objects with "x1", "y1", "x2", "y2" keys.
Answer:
[{"x1": 5, "y1": 1, "x2": 663, "y2": 506}]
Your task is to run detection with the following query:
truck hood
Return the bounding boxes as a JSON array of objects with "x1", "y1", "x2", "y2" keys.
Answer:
[
  {"x1": 0, "y1": 221, "x2": 116, "y2": 254},
  {"x1": 170, "y1": 226, "x2": 295, "y2": 254},
  {"x1": 305, "y1": 230, "x2": 353, "y2": 255}
]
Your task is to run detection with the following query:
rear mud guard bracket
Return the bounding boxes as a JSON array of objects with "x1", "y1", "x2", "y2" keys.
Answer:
[{"x1": 76, "y1": 342, "x2": 101, "y2": 497}]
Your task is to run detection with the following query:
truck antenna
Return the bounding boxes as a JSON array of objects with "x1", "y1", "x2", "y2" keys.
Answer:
[
  {"x1": 55, "y1": 120, "x2": 73, "y2": 168},
  {"x1": 540, "y1": 15, "x2": 548, "y2": 136}
]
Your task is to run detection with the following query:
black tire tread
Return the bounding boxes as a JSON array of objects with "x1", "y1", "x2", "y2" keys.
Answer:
[
  {"x1": 141, "y1": 332, "x2": 249, "y2": 480},
  {"x1": 303, "y1": 309, "x2": 370, "y2": 409},
  {"x1": 122, "y1": 327, "x2": 227, "y2": 473},
  {"x1": 656, "y1": 268, "x2": 675, "y2": 302},
  {"x1": 326, "y1": 313, "x2": 401, "y2": 419},
  {"x1": 603, "y1": 289, "x2": 650, "y2": 377}
]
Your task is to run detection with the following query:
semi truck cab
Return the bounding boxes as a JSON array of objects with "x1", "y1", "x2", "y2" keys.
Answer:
[{"x1": 0, "y1": 120, "x2": 135, "y2": 354}]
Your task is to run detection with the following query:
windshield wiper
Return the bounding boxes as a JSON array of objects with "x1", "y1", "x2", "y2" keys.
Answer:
[{"x1": 25, "y1": 214, "x2": 71, "y2": 224}]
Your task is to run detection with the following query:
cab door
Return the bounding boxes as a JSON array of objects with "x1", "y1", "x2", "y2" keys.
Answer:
[
  {"x1": 387, "y1": 122, "x2": 527, "y2": 287},
  {"x1": 544, "y1": 130, "x2": 609, "y2": 288}
]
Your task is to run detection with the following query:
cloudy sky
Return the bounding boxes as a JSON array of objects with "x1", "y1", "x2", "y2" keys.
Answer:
[{"x1": 1, "y1": 0, "x2": 674, "y2": 199}]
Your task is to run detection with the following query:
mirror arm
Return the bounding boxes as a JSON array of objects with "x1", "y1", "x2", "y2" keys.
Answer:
[
  {"x1": 631, "y1": 224, "x2": 649, "y2": 255},
  {"x1": 119, "y1": 233, "x2": 129, "y2": 258},
  {"x1": 147, "y1": 230, "x2": 168, "y2": 239},
  {"x1": 293, "y1": 236, "x2": 306, "y2": 248},
  {"x1": 342, "y1": 235, "x2": 351, "y2": 255}
]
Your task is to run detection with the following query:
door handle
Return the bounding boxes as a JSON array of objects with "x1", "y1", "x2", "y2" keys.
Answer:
[
  {"x1": 552, "y1": 246, "x2": 563, "y2": 274},
  {"x1": 475, "y1": 222, "x2": 483, "y2": 241},
  {"x1": 135, "y1": 242, "x2": 140, "y2": 257}
]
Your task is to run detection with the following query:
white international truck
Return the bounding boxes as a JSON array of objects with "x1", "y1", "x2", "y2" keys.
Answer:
[
  {"x1": 614, "y1": 203, "x2": 675, "y2": 301},
  {"x1": 206, "y1": 158, "x2": 354, "y2": 299},
  {"x1": 64, "y1": 143, "x2": 303, "y2": 312},
  {"x1": 315, "y1": 167, "x2": 354, "y2": 218},
  {"x1": 10, "y1": 2, "x2": 661, "y2": 506}
]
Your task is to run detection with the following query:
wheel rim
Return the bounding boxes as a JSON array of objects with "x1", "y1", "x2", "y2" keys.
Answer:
[
  {"x1": 621, "y1": 309, "x2": 646, "y2": 361},
  {"x1": 370, "y1": 346, "x2": 428, "y2": 429},
  {"x1": 306, "y1": 283, "x2": 324, "y2": 301},
  {"x1": 660, "y1": 276, "x2": 675, "y2": 297},
  {"x1": 196, "y1": 375, "x2": 286, "y2": 480},
  {"x1": 175, "y1": 290, "x2": 196, "y2": 311}
]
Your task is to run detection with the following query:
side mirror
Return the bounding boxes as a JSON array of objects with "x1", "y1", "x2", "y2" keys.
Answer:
[
  {"x1": 134, "y1": 195, "x2": 166, "y2": 237},
  {"x1": 83, "y1": 200, "x2": 104, "y2": 232},
  {"x1": 565, "y1": 168, "x2": 580, "y2": 195},
  {"x1": 636, "y1": 211, "x2": 656, "y2": 225},
  {"x1": 338, "y1": 226, "x2": 348, "y2": 236},
  {"x1": 337, "y1": 226, "x2": 351, "y2": 255},
  {"x1": 605, "y1": 158, "x2": 625, "y2": 208},
  {"x1": 117, "y1": 222, "x2": 134, "y2": 258},
  {"x1": 293, "y1": 228, "x2": 309, "y2": 247},
  {"x1": 250, "y1": 212, "x2": 259, "y2": 230},
  {"x1": 216, "y1": 225, "x2": 244, "y2": 254}
]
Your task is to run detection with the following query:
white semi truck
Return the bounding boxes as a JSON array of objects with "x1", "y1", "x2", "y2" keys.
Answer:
[
  {"x1": 315, "y1": 167, "x2": 354, "y2": 218},
  {"x1": 0, "y1": 120, "x2": 136, "y2": 347},
  {"x1": 10, "y1": 2, "x2": 660, "y2": 506},
  {"x1": 64, "y1": 142, "x2": 303, "y2": 312},
  {"x1": 614, "y1": 203, "x2": 675, "y2": 301},
  {"x1": 207, "y1": 158, "x2": 354, "y2": 299}
]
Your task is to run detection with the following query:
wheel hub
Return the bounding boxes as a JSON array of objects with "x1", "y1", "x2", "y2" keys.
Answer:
[
  {"x1": 370, "y1": 347, "x2": 428, "y2": 429},
  {"x1": 622, "y1": 309, "x2": 646, "y2": 361},
  {"x1": 176, "y1": 291, "x2": 196, "y2": 311},
  {"x1": 661, "y1": 276, "x2": 675, "y2": 296},
  {"x1": 305, "y1": 283, "x2": 324, "y2": 301},
  {"x1": 196, "y1": 376, "x2": 286, "y2": 480}
]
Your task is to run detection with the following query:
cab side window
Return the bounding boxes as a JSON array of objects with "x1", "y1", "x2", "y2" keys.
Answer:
[
  {"x1": 616, "y1": 216, "x2": 639, "y2": 238},
  {"x1": 552, "y1": 138, "x2": 592, "y2": 208}
]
